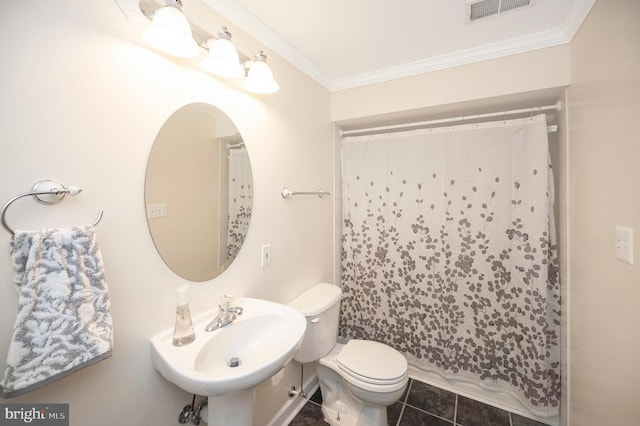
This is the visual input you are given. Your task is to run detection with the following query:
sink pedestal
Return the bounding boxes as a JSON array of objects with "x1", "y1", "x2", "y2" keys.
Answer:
[{"x1": 207, "y1": 389, "x2": 254, "y2": 426}]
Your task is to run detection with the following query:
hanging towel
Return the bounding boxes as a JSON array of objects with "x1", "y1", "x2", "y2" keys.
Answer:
[{"x1": 0, "y1": 226, "x2": 113, "y2": 398}]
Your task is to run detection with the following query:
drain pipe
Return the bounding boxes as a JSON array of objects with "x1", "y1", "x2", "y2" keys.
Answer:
[{"x1": 288, "y1": 363, "x2": 308, "y2": 399}]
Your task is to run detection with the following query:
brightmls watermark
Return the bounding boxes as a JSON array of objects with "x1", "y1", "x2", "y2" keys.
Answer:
[{"x1": 1, "y1": 404, "x2": 68, "y2": 425}]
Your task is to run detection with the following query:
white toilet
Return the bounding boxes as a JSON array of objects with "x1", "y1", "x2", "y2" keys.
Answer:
[{"x1": 288, "y1": 283, "x2": 408, "y2": 426}]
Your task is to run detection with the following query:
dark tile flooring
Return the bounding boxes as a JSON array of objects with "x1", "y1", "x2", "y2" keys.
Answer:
[{"x1": 289, "y1": 378, "x2": 550, "y2": 426}]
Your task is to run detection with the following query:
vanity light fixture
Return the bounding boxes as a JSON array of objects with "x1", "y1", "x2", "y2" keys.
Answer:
[
  {"x1": 201, "y1": 27, "x2": 244, "y2": 79},
  {"x1": 137, "y1": 0, "x2": 279, "y2": 94},
  {"x1": 243, "y1": 51, "x2": 279, "y2": 95},
  {"x1": 142, "y1": 0, "x2": 199, "y2": 58}
]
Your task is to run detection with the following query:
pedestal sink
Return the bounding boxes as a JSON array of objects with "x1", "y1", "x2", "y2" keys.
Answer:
[{"x1": 150, "y1": 297, "x2": 307, "y2": 426}]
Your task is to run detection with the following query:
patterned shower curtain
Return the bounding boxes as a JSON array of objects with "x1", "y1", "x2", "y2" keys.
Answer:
[
  {"x1": 339, "y1": 114, "x2": 560, "y2": 417},
  {"x1": 226, "y1": 147, "x2": 252, "y2": 264}
]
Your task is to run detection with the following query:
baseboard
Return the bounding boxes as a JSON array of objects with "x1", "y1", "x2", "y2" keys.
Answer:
[{"x1": 267, "y1": 375, "x2": 320, "y2": 426}]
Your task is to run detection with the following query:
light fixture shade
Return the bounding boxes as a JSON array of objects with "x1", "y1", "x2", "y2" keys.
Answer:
[
  {"x1": 143, "y1": 6, "x2": 199, "y2": 58},
  {"x1": 201, "y1": 28, "x2": 244, "y2": 78},
  {"x1": 243, "y1": 52, "x2": 279, "y2": 94}
]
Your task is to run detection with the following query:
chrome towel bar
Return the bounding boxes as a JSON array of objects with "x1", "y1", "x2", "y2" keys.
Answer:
[{"x1": 281, "y1": 187, "x2": 331, "y2": 199}]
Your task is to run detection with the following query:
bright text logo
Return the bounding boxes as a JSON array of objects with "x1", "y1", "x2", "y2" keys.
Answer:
[{"x1": 0, "y1": 404, "x2": 68, "y2": 426}]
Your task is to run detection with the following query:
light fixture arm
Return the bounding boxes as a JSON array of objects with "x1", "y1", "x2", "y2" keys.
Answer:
[
  {"x1": 217, "y1": 26, "x2": 232, "y2": 40},
  {"x1": 254, "y1": 50, "x2": 268, "y2": 62}
]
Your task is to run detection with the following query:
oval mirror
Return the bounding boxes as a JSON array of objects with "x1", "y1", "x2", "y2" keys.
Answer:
[{"x1": 145, "y1": 103, "x2": 253, "y2": 281}]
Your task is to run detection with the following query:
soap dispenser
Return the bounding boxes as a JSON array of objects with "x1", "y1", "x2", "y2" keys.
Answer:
[{"x1": 172, "y1": 285, "x2": 196, "y2": 346}]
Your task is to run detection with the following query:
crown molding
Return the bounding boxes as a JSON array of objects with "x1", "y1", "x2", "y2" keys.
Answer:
[
  {"x1": 117, "y1": 0, "x2": 596, "y2": 92},
  {"x1": 331, "y1": 27, "x2": 569, "y2": 92},
  {"x1": 332, "y1": 0, "x2": 596, "y2": 91},
  {"x1": 560, "y1": 0, "x2": 597, "y2": 40},
  {"x1": 201, "y1": 0, "x2": 335, "y2": 90}
]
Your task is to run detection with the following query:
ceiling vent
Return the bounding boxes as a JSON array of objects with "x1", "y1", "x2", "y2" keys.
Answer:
[{"x1": 467, "y1": 0, "x2": 532, "y2": 22}]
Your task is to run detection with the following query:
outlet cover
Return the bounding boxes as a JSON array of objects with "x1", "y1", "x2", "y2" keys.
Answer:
[{"x1": 261, "y1": 244, "x2": 272, "y2": 267}]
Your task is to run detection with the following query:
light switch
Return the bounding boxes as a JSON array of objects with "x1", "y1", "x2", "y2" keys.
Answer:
[
  {"x1": 615, "y1": 226, "x2": 634, "y2": 264},
  {"x1": 147, "y1": 203, "x2": 167, "y2": 218}
]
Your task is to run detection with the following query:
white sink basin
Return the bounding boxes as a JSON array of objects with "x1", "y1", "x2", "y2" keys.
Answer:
[{"x1": 150, "y1": 297, "x2": 307, "y2": 397}]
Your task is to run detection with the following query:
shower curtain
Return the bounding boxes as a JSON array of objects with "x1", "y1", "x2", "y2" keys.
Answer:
[
  {"x1": 226, "y1": 147, "x2": 252, "y2": 263},
  {"x1": 339, "y1": 114, "x2": 560, "y2": 416}
]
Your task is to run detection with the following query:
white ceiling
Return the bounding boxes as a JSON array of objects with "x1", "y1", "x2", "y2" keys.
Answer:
[{"x1": 203, "y1": 0, "x2": 595, "y2": 91}]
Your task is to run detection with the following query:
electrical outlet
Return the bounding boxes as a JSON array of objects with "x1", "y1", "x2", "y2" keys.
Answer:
[
  {"x1": 147, "y1": 203, "x2": 168, "y2": 218},
  {"x1": 615, "y1": 226, "x2": 634, "y2": 264},
  {"x1": 261, "y1": 244, "x2": 272, "y2": 267}
]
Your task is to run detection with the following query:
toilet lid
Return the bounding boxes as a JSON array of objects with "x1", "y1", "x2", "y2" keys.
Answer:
[{"x1": 337, "y1": 340, "x2": 407, "y2": 385}]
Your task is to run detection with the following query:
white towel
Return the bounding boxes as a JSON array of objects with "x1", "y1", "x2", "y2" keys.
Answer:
[{"x1": 0, "y1": 226, "x2": 113, "y2": 398}]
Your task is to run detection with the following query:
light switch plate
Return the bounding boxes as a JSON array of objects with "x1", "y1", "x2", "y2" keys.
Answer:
[{"x1": 147, "y1": 203, "x2": 167, "y2": 218}]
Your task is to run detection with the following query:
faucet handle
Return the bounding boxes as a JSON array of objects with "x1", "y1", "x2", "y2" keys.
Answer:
[{"x1": 221, "y1": 294, "x2": 233, "y2": 310}]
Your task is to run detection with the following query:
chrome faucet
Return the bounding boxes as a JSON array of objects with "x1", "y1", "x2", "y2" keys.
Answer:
[{"x1": 205, "y1": 294, "x2": 244, "y2": 332}]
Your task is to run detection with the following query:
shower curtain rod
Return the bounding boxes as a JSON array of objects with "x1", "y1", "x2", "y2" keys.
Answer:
[{"x1": 340, "y1": 101, "x2": 562, "y2": 137}]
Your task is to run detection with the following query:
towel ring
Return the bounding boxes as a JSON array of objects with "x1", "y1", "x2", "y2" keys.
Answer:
[{"x1": 1, "y1": 179, "x2": 104, "y2": 235}]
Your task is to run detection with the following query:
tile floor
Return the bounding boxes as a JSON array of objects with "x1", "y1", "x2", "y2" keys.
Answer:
[{"x1": 289, "y1": 378, "x2": 550, "y2": 426}]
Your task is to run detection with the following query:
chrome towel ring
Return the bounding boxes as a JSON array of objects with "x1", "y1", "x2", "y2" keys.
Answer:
[{"x1": 1, "y1": 179, "x2": 104, "y2": 235}]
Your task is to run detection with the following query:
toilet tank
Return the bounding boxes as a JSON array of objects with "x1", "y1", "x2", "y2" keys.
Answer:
[{"x1": 287, "y1": 283, "x2": 343, "y2": 363}]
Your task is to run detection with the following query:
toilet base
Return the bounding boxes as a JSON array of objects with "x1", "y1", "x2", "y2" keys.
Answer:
[
  {"x1": 321, "y1": 402, "x2": 358, "y2": 426},
  {"x1": 321, "y1": 401, "x2": 388, "y2": 426},
  {"x1": 317, "y1": 345, "x2": 402, "y2": 426}
]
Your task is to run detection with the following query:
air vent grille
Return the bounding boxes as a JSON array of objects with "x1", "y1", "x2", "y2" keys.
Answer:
[{"x1": 468, "y1": 0, "x2": 532, "y2": 22}]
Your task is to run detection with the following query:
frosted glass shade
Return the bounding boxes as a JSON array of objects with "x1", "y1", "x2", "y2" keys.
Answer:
[
  {"x1": 143, "y1": 6, "x2": 199, "y2": 58},
  {"x1": 243, "y1": 60, "x2": 279, "y2": 94},
  {"x1": 201, "y1": 38, "x2": 244, "y2": 78}
]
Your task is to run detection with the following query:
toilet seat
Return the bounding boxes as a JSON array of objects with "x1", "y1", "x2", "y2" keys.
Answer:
[{"x1": 337, "y1": 340, "x2": 407, "y2": 386}]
